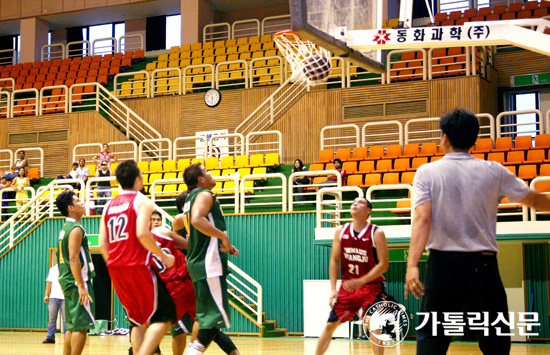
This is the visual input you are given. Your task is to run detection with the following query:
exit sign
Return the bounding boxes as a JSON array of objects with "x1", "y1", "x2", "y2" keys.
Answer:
[{"x1": 511, "y1": 72, "x2": 550, "y2": 87}]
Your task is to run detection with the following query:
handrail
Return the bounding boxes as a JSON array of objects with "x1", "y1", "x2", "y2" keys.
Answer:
[
  {"x1": 0, "y1": 186, "x2": 36, "y2": 220},
  {"x1": 152, "y1": 68, "x2": 182, "y2": 97},
  {"x1": 289, "y1": 170, "x2": 342, "y2": 212},
  {"x1": 41, "y1": 44, "x2": 65, "y2": 61},
  {"x1": 73, "y1": 140, "x2": 137, "y2": 164},
  {"x1": 203, "y1": 22, "x2": 231, "y2": 42},
  {"x1": 235, "y1": 78, "x2": 307, "y2": 136},
  {"x1": 245, "y1": 130, "x2": 282, "y2": 156},
  {"x1": 232, "y1": 19, "x2": 260, "y2": 39},
  {"x1": 215, "y1": 60, "x2": 249, "y2": 90},
  {"x1": 11, "y1": 88, "x2": 39, "y2": 117},
  {"x1": 530, "y1": 176, "x2": 550, "y2": 221},
  {"x1": 69, "y1": 83, "x2": 161, "y2": 144},
  {"x1": 173, "y1": 136, "x2": 208, "y2": 161},
  {"x1": 261, "y1": 14, "x2": 291, "y2": 35},
  {"x1": 92, "y1": 37, "x2": 116, "y2": 56},
  {"x1": 0, "y1": 149, "x2": 13, "y2": 171},
  {"x1": 139, "y1": 138, "x2": 172, "y2": 161},
  {"x1": 226, "y1": 261, "x2": 263, "y2": 326},
  {"x1": 213, "y1": 175, "x2": 239, "y2": 214},
  {"x1": 0, "y1": 77, "x2": 15, "y2": 92},
  {"x1": 114, "y1": 71, "x2": 151, "y2": 99},
  {"x1": 249, "y1": 56, "x2": 284, "y2": 87},
  {"x1": 209, "y1": 133, "x2": 245, "y2": 158},
  {"x1": 118, "y1": 34, "x2": 144, "y2": 53},
  {"x1": 0, "y1": 89, "x2": 11, "y2": 118},
  {"x1": 39, "y1": 85, "x2": 69, "y2": 115},
  {"x1": 363, "y1": 121, "x2": 403, "y2": 146},
  {"x1": 320, "y1": 124, "x2": 360, "y2": 150},
  {"x1": 0, "y1": 49, "x2": 16, "y2": 66},
  {"x1": 496, "y1": 109, "x2": 543, "y2": 138},
  {"x1": 387, "y1": 48, "x2": 427, "y2": 83},
  {"x1": 85, "y1": 176, "x2": 118, "y2": 215},
  {"x1": 182, "y1": 64, "x2": 215, "y2": 93},
  {"x1": 240, "y1": 173, "x2": 287, "y2": 213},
  {"x1": 315, "y1": 186, "x2": 363, "y2": 228},
  {"x1": 66, "y1": 40, "x2": 90, "y2": 58},
  {"x1": 366, "y1": 184, "x2": 414, "y2": 223}
]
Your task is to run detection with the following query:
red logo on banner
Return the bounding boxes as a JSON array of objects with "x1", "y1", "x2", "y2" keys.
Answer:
[{"x1": 373, "y1": 30, "x2": 391, "y2": 44}]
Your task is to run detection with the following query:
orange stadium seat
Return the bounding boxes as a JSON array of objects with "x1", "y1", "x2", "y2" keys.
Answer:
[
  {"x1": 350, "y1": 147, "x2": 368, "y2": 161},
  {"x1": 512, "y1": 136, "x2": 533, "y2": 150}
]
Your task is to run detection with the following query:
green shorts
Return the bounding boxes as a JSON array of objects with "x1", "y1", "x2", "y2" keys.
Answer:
[
  {"x1": 170, "y1": 312, "x2": 194, "y2": 337},
  {"x1": 193, "y1": 277, "x2": 231, "y2": 329},
  {"x1": 63, "y1": 280, "x2": 95, "y2": 332}
]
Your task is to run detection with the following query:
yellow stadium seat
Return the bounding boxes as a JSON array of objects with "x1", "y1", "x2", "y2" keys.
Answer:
[
  {"x1": 191, "y1": 42, "x2": 202, "y2": 51},
  {"x1": 234, "y1": 155, "x2": 249, "y2": 168},
  {"x1": 164, "y1": 172, "x2": 177, "y2": 180},
  {"x1": 162, "y1": 160, "x2": 177, "y2": 173},
  {"x1": 110, "y1": 162, "x2": 119, "y2": 173},
  {"x1": 86, "y1": 164, "x2": 96, "y2": 176},
  {"x1": 169, "y1": 46, "x2": 180, "y2": 53},
  {"x1": 222, "y1": 169, "x2": 236, "y2": 176},
  {"x1": 177, "y1": 159, "x2": 191, "y2": 171},
  {"x1": 237, "y1": 168, "x2": 251, "y2": 178},
  {"x1": 211, "y1": 170, "x2": 221, "y2": 177},
  {"x1": 181, "y1": 44, "x2": 191, "y2": 52},
  {"x1": 249, "y1": 154, "x2": 264, "y2": 167},
  {"x1": 219, "y1": 156, "x2": 234, "y2": 169},
  {"x1": 148, "y1": 173, "x2": 163, "y2": 186},
  {"x1": 202, "y1": 41, "x2": 213, "y2": 50},
  {"x1": 206, "y1": 157, "x2": 219, "y2": 170},
  {"x1": 142, "y1": 174, "x2": 149, "y2": 186},
  {"x1": 192, "y1": 158, "x2": 205, "y2": 166},
  {"x1": 213, "y1": 181, "x2": 224, "y2": 194},
  {"x1": 138, "y1": 161, "x2": 149, "y2": 173},
  {"x1": 149, "y1": 160, "x2": 163, "y2": 173},
  {"x1": 251, "y1": 167, "x2": 267, "y2": 181},
  {"x1": 264, "y1": 153, "x2": 280, "y2": 167}
]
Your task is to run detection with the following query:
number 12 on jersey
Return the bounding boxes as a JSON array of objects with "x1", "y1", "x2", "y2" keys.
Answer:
[{"x1": 108, "y1": 215, "x2": 129, "y2": 242}]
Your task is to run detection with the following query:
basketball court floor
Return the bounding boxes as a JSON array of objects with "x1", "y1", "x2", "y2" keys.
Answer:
[{"x1": 3, "y1": 332, "x2": 550, "y2": 355}]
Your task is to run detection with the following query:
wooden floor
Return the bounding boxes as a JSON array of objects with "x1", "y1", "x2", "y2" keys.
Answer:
[{"x1": 2, "y1": 332, "x2": 550, "y2": 354}]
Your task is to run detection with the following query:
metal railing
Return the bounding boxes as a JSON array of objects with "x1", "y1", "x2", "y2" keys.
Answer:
[
  {"x1": 73, "y1": 141, "x2": 138, "y2": 165},
  {"x1": 118, "y1": 34, "x2": 144, "y2": 53},
  {"x1": 240, "y1": 173, "x2": 286, "y2": 213},
  {"x1": 0, "y1": 150, "x2": 13, "y2": 171},
  {"x1": 245, "y1": 130, "x2": 282, "y2": 157},
  {"x1": 289, "y1": 170, "x2": 342, "y2": 212},
  {"x1": 139, "y1": 139, "x2": 172, "y2": 161},
  {"x1": 15, "y1": 147, "x2": 44, "y2": 178},
  {"x1": 92, "y1": 37, "x2": 117, "y2": 56},
  {"x1": 320, "y1": 124, "x2": 361, "y2": 151},
  {"x1": 216, "y1": 60, "x2": 249, "y2": 90},
  {"x1": 114, "y1": 72, "x2": 151, "y2": 99},
  {"x1": 213, "y1": 175, "x2": 239, "y2": 214},
  {"x1": 152, "y1": 68, "x2": 182, "y2": 97},
  {"x1": 366, "y1": 184, "x2": 414, "y2": 224},
  {"x1": 387, "y1": 49, "x2": 427, "y2": 83},
  {"x1": 0, "y1": 90, "x2": 11, "y2": 118},
  {"x1": 209, "y1": 134, "x2": 245, "y2": 158},
  {"x1": 363, "y1": 121, "x2": 404, "y2": 146},
  {"x1": 496, "y1": 110, "x2": 543, "y2": 138},
  {"x1": 0, "y1": 49, "x2": 16, "y2": 66},
  {"x1": 261, "y1": 15, "x2": 291, "y2": 35},
  {"x1": 232, "y1": 19, "x2": 260, "y2": 39},
  {"x1": 173, "y1": 137, "x2": 208, "y2": 161},
  {"x1": 41, "y1": 44, "x2": 65, "y2": 62},
  {"x1": 316, "y1": 187, "x2": 363, "y2": 228},
  {"x1": 85, "y1": 176, "x2": 118, "y2": 215},
  {"x1": 203, "y1": 22, "x2": 231, "y2": 43},
  {"x1": 0, "y1": 187, "x2": 36, "y2": 221},
  {"x1": 66, "y1": 40, "x2": 90, "y2": 58}
]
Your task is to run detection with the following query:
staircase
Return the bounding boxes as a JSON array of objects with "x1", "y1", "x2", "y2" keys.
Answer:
[
  {"x1": 228, "y1": 288, "x2": 287, "y2": 337},
  {"x1": 235, "y1": 78, "x2": 308, "y2": 137}
]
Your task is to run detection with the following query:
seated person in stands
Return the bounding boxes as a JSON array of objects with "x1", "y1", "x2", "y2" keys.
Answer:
[
  {"x1": 3, "y1": 151, "x2": 28, "y2": 180},
  {"x1": 67, "y1": 162, "x2": 81, "y2": 189},
  {"x1": 292, "y1": 159, "x2": 309, "y2": 201},
  {"x1": 318, "y1": 158, "x2": 346, "y2": 189},
  {"x1": 94, "y1": 143, "x2": 117, "y2": 166},
  {"x1": 75, "y1": 158, "x2": 90, "y2": 183}
]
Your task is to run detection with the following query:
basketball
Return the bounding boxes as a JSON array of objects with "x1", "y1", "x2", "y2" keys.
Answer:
[{"x1": 303, "y1": 54, "x2": 332, "y2": 83}]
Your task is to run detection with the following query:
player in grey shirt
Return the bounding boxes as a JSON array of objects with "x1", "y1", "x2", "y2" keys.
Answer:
[{"x1": 405, "y1": 109, "x2": 550, "y2": 355}]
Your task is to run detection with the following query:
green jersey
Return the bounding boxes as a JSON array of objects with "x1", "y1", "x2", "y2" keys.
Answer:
[
  {"x1": 58, "y1": 218, "x2": 95, "y2": 289},
  {"x1": 183, "y1": 188, "x2": 228, "y2": 282}
]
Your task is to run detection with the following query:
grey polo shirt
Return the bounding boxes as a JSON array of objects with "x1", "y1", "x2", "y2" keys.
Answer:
[{"x1": 413, "y1": 152, "x2": 530, "y2": 252}]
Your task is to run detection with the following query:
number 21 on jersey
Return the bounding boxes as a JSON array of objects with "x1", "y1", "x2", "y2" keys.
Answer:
[
  {"x1": 108, "y1": 214, "x2": 129, "y2": 242},
  {"x1": 348, "y1": 263, "x2": 359, "y2": 275}
]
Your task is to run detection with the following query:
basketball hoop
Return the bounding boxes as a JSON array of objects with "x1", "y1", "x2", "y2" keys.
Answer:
[{"x1": 273, "y1": 30, "x2": 332, "y2": 86}]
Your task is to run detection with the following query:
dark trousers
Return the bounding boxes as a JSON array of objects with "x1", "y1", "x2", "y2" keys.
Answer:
[{"x1": 417, "y1": 250, "x2": 511, "y2": 355}]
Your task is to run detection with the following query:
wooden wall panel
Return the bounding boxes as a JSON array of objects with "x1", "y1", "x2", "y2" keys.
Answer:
[
  {"x1": 85, "y1": 0, "x2": 107, "y2": 9},
  {"x1": 63, "y1": 0, "x2": 85, "y2": 12},
  {"x1": 428, "y1": 76, "x2": 481, "y2": 117},
  {"x1": 480, "y1": 67, "x2": 499, "y2": 117},
  {"x1": 495, "y1": 50, "x2": 550, "y2": 88},
  {"x1": 0, "y1": 0, "x2": 20, "y2": 20},
  {"x1": 0, "y1": 112, "x2": 127, "y2": 178},
  {"x1": 342, "y1": 81, "x2": 429, "y2": 106},
  {"x1": 20, "y1": 0, "x2": 41, "y2": 17},
  {"x1": 42, "y1": 0, "x2": 63, "y2": 15}
]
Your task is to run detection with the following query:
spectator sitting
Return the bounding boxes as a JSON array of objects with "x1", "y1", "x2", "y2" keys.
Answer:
[
  {"x1": 75, "y1": 159, "x2": 90, "y2": 184},
  {"x1": 3, "y1": 151, "x2": 28, "y2": 181},
  {"x1": 292, "y1": 159, "x2": 309, "y2": 201},
  {"x1": 318, "y1": 158, "x2": 346, "y2": 190},
  {"x1": 93, "y1": 143, "x2": 117, "y2": 166},
  {"x1": 68, "y1": 162, "x2": 79, "y2": 180}
]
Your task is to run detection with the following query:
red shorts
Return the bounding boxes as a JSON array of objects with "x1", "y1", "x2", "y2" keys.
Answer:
[
  {"x1": 109, "y1": 266, "x2": 158, "y2": 326},
  {"x1": 333, "y1": 281, "x2": 384, "y2": 323},
  {"x1": 167, "y1": 277, "x2": 196, "y2": 321}
]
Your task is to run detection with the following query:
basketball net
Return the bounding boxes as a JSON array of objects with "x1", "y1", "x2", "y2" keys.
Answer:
[{"x1": 273, "y1": 30, "x2": 332, "y2": 86}]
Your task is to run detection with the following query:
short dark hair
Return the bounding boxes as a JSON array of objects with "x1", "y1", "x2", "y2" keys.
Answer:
[
  {"x1": 152, "y1": 210, "x2": 162, "y2": 218},
  {"x1": 72, "y1": 162, "x2": 78, "y2": 166},
  {"x1": 365, "y1": 198, "x2": 373, "y2": 209},
  {"x1": 116, "y1": 160, "x2": 141, "y2": 189},
  {"x1": 56, "y1": 190, "x2": 76, "y2": 217},
  {"x1": 184, "y1": 163, "x2": 203, "y2": 191},
  {"x1": 175, "y1": 191, "x2": 188, "y2": 214},
  {"x1": 440, "y1": 108, "x2": 479, "y2": 150},
  {"x1": 333, "y1": 158, "x2": 343, "y2": 166}
]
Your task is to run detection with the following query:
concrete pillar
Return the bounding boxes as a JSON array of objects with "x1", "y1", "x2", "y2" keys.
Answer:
[
  {"x1": 181, "y1": 0, "x2": 214, "y2": 44},
  {"x1": 20, "y1": 17, "x2": 49, "y2": 63},
  {"x1": 125, "y1": 18, "x2": 146, "y2": 51}
]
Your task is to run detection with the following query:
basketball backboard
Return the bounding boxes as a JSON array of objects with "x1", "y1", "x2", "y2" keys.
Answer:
[{"x1": 289, "y1": 0, "x2": 386, "y2": 73}]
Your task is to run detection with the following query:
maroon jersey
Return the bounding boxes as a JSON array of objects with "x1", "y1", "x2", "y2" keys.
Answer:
[
  {"x1": 103, "y1": 191, "x2": 150, "y2": 267},
  {"x1": 339, "y1": 222, "x2": 385, "y2": 282},
  {"x1": 150, "y1": 227, "x2": 190, "y2": 289}
]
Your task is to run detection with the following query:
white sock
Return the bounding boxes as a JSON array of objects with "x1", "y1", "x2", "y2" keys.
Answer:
[{"x1": 186, "y1": 341, "x2": 206, "y2": 355}]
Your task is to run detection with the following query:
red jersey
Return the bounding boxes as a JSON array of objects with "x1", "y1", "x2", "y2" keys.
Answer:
[
  {"x1": 151, "y1": 227, "x2": 195, "y2": 321},
  {"x1": 339, "y1": 222, "x2": 385, "y2": 282},
  {"x1": 103, "y1": 191, "x2": 150, "y2": 267},
  {"x1": 150, "y1": 227, "x2": 190, "y2": 288}
]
